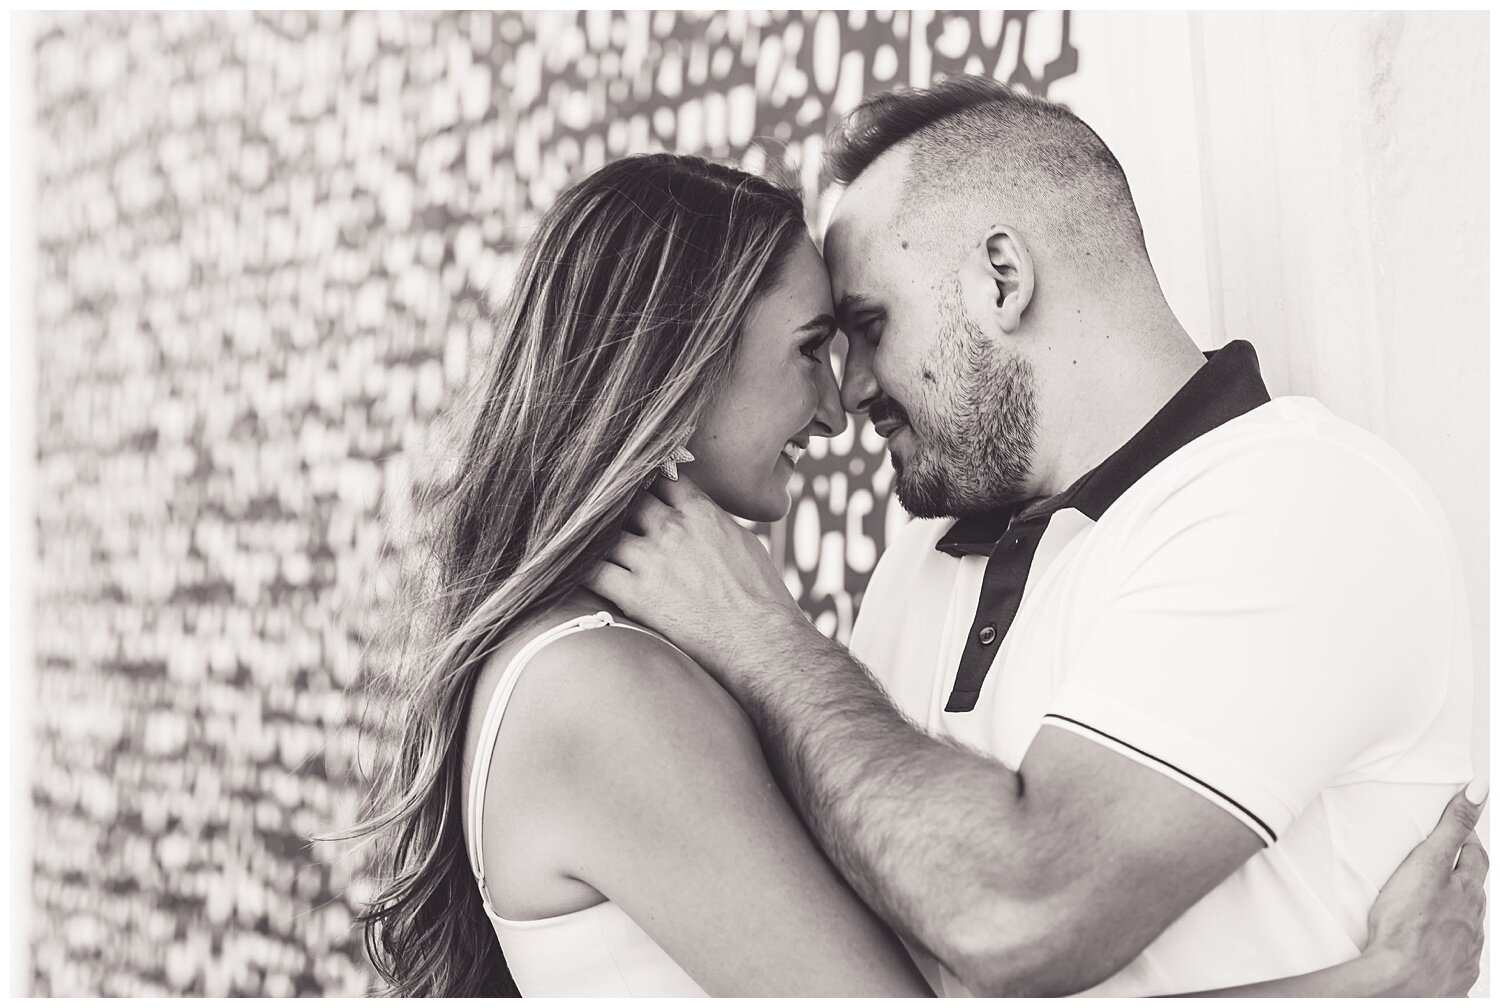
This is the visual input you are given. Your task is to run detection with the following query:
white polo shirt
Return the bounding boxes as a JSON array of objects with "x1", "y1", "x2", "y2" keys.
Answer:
[{"x1": 850, "y1": 343, "x2": 1473, "y2": 997}]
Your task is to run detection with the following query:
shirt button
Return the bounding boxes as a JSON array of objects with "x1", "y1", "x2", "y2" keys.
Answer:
[{"x1": 977, "y1": 625, "x2": 997, "y2": 646}]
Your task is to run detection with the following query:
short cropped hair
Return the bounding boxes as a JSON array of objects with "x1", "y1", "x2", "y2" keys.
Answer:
[{"x1": 825, "y1": 76, "x2": 1151, "y2": 279}]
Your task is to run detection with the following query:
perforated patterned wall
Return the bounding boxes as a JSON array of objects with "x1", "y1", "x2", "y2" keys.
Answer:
[{"x1": 29, "y1": 11, "x2": 1078, "y2": 995}]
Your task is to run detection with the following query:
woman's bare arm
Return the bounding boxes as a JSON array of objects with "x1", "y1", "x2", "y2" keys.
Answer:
[{"x1": 489, "y1": 623, "x2": 932, "y2": 997}]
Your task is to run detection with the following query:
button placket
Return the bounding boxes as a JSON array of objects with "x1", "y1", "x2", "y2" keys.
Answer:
[{"x1": 944, "y1": 516, "x2": 1050, "y2": 712}]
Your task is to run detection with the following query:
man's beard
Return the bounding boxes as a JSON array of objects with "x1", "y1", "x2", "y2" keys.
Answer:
[{"x1": 884, "y1": 288, "x2": 1039, "y2": 520}]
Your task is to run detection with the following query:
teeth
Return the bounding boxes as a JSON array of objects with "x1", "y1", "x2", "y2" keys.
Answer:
[{"x1": 781, "y1": 442, "x2": 803, "y2": 465}]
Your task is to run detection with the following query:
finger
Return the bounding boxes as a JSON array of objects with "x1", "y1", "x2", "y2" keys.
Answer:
[
  {"x1": 606, "y1": 529, "x2": 648, "y2": 572},
  {"x1": 647, "y1": 470, "x2": 706, "y2": 508},
  {"x1": 629, "y1": 490, "x2": 674, "y2": 532},
  {"x1": 1428, "y1": 782, "x2": 1487, "y2": 864},
  {"x1": 621, "y1": 506, "x2": 646, "y2": 536},
  {"x1": 620, "y1": 495, "x2": 652, "y2": 536},
  {"x1": 583, "y1": 560, "x2": 633, "y2": 607},
  {"x1": 1454, "y1": 838, "x2": 1489, "y2": 879}
]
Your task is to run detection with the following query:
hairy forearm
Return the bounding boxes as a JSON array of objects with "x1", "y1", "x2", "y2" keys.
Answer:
[
  {"x1": 711, "y1": 618, "x2": 1444, "y2": 999},
  {"x1": 728, "y1": 619, "x2": 1054, "y2": 989}
]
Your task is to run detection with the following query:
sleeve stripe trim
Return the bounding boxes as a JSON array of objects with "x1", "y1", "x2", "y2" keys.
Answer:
[{"x1": 1042, "y1": 713, "x2": 1278, "y2": 845}]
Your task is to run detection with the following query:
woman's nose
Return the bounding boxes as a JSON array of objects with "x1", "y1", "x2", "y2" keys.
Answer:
[{"x1": 811, "y1": 357, "x2": 849, "y2": 438}]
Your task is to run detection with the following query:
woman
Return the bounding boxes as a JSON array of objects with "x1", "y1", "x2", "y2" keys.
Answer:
[{"x1": 348, "y1": 154, "x2": 1483, "y2": 996}]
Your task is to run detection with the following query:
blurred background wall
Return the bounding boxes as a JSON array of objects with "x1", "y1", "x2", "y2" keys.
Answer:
[{"x1": 13, "y1": 10, "x2": 1486, "y2": 997}]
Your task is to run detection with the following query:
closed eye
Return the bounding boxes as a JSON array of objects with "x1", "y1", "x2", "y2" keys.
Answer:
[
  {"x1": 800, "y1": 329, "x2": 834, "y2": 360},
  {"x1": 796, "y1": 313, "x2": 837, "y2": 361},
  {"x1": 847, "y1": 311, "x2": 884, "y2": 346}
]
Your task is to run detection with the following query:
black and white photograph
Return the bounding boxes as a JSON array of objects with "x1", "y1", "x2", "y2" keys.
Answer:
[{"x1": 3, "y1": 9, "x2": 1490, "y2": 998}]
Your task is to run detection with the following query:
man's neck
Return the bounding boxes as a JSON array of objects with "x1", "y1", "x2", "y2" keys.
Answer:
[{"x1": 1030, "y1": 325, "x2": 1206, "y2": 501}]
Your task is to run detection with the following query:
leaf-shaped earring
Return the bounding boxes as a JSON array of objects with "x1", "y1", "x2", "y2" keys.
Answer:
[{"x1": 658, "y1": 445, "x2": 696, "y2": 481}]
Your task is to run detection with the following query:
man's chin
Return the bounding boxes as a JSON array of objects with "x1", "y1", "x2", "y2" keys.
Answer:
[
  {"x1": 893, "y1": 460, "x2": 1031, "y2": 521},
  {"x1": 891, "y1": 467, "x2": 958, "y2": 521}
]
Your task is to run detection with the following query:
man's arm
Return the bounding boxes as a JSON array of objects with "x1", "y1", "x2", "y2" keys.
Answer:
[
  {"x1": 593, "y1": 478, "x2": 1263, "y2": 995},
  {"x1": 727, "y1": 616, "x2": 1263, "y2": 995},
  {"x1": 592, "y1": 451, "x2": 1469, "y2": 994}
]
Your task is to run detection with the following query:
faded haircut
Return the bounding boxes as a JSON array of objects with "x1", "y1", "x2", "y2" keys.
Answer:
[{"x1": 825, "y1": 76, "x2": 1151, "y2": 280}]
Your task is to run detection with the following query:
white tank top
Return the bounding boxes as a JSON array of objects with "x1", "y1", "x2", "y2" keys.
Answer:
[{"x1": 465, "y1": 610, "x2": 708, "y2": 997}]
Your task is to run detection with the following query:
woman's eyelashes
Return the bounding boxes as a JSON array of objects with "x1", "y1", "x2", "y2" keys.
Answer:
[{"x1": 800, "y1": 329, "x2": 835, "y2": 361}]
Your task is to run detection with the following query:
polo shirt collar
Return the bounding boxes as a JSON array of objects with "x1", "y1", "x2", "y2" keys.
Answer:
[{"x1": 936, "y1": 340, "x2": 1271, "y2": 557}]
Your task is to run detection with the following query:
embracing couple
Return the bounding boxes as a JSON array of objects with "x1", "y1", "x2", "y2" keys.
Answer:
[{"x1": 352, "y1": 77, "x2": 1485, "y2": 996}]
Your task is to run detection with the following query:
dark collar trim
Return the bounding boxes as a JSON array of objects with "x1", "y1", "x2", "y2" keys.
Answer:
[{"x1": 936, "y1": 340, "x2": 1271, "y2": 556}]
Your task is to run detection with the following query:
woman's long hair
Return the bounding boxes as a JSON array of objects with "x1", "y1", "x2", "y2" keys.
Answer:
[{"x1": 346, "y1": 154, "x2": 807, "y2": 996}]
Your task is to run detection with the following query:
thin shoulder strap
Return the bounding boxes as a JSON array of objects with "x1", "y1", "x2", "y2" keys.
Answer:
[{"x1": 465, "y1": 610, "x2": 681, "y2": 912}]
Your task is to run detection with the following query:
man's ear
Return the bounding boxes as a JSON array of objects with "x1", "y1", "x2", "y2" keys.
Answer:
[{"x1": 962, "y1": 225, "x2": 1034, "y2": 334}]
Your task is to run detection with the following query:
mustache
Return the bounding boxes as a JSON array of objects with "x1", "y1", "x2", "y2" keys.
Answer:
[{"x1": 868, "y1": 397, "x2": 910, "y2": 429}]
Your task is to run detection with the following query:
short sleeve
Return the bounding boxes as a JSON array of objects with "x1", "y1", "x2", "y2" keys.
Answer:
[{"x1": 1043, "y1": 436, "x2": 1454, "y2": 845}]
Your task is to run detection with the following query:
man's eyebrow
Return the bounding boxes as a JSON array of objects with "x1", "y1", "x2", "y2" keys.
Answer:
[
  {"x1": 834, "y1": 293, "x2": 874, "y2": 326},
  {"x1": 796, "y1": 314, "x2": 837, "y2": 334}
]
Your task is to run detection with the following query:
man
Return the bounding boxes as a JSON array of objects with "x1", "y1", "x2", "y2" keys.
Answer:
[{"x1": 589, "y1": 77, "x2": 1486, "y2": 995}]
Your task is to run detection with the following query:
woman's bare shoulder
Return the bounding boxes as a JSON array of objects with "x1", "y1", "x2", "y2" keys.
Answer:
[{"x1": 472, "y1": 593, "x2": 752, "y2": 768}]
